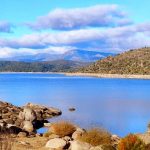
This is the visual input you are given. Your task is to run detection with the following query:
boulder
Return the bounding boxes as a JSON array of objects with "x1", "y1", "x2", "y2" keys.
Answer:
[
  {"x1": 0, "y1": 101, "x2": 62, "y2": 135},
  {"x1": 19, "y1": 107, "x2": 37, "y2": 122},
  {"x1": 26, "y1": 103, "x2": 62, "y2": 119},
  {"x1": 23, "y1": 121, "x2": 34, "y2": 132},
  {"x1": 70, "y1": 141, "x2": 91, "y2": 150},
  {"x1": 44, "y1": 122, "x2": 52, "y2": 127},
  {"x1": 111, "y1": 134, "x2": 120, "y2": 146},
  {"x1": 18, "y1": 132, "x2": 27, "y2": 137},
  {"x1": 72, "y1": 128, "x2": 85, "y2": 140},
  {"x1": 45, "y1": 138, "x2": 67, "y2": 149}
]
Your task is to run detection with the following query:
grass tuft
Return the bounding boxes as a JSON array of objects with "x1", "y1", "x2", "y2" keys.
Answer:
[
  {"x1": 78, "y1": 128, "x2": 111, "y2": 146},
  {"x1": 50, "y1": 121, "x2": 76, "y2": 137}
]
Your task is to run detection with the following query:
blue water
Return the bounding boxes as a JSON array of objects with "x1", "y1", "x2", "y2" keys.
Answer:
[{"x1": 0, "y1": 73, "x2": 150, "y2": 136}]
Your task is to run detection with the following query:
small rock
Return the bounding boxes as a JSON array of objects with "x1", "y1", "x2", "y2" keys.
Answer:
[
  {"x1": 111, "y1": 134, "x2": 120, "y2": 146},
  {"x1": 72, "y1": 128, "x2": 85, "y2": 140},
  {"x1": 69, "y1": 108, "x2": 76, "y2": 112},
  {"x1": 44, "y1": 122, "x2": 52, "y2": 127},
  {"x1": 45, "y1": 138, "x2": 67, "y2": 149},
  {"x1": 36, "y1": 133, "x2": 42, "y2": 137},
  {"x1": 70, "y1": 141, "x2": 91, "y2": 150},
  {"x1": 19, "y1": 141, "x2": 30, "y2": 145},
  {"x1": 76, "y1": 128, "x2": 86, "y2": 133},
  {"x1": 18, "y1": 132, "x2": 27, "y2": 137},
  {"x1": 3, "y1": 118, "x2": 14, "y2": 124}
]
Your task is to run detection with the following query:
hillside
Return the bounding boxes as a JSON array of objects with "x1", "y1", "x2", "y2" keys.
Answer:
[
  {"x1": 0, "y1": 60, "x2": 89, "y2": 72},
  {"x1": 79, "y1": 47, "x2": 150, "y2": 75},
  {"x1": 62, "y1": 50, "x2": 114, "y2": 62}
]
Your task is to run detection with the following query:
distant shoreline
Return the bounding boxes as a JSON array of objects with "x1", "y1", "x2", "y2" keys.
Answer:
[
  {"x1": 0, "y1": 72, "x2": 150, "y2": 79},
  {"x1": 0, "y1": 72, "x2": 64, "y2": 74},
  {"x1": 65, "y1": 72, "x2": 150, "y2": 79}
]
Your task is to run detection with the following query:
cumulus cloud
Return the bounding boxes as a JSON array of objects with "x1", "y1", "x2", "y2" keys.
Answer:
[
  {"x1": 26, "y1": 5, "x2": 132, "y2": 30},
  {"x1": 0, "y1": 21, "x2": 14, "y2": 33},
  {"x1": 0, "y1": 46, "x2": 75, "y2": 58},
  {"x1": 0, "y1": 22, "x2": 150, "y2": 54}
]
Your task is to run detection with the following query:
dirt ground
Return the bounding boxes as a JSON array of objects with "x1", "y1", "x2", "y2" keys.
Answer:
[{"x1": 0, "y1": 136, "x2": 49, "y2": 150}]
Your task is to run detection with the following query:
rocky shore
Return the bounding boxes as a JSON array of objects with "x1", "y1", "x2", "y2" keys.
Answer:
[
  {"x1": 1, "y1": 100, "x2": 150, "y2": 150},
  {"x1": 65, "y1": 73, "x2": 150, "y2": 79},
  {"x1": 0, "y1": 100, "x2": 61, "y2": 135}
]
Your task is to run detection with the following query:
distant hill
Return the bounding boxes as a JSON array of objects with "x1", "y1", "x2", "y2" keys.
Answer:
[
  {"x1": 0, "y1": 50, "x2": 114, "y2": 62},
  {"x1": 62, "y1": 50, "x2": 114, "y2": 62},
  {"x1": 0, "y1": 60, "x2": 89, "y2": 72},
  {"x1": 79, "y1": 47, "x2": 150, "y2": 75}
]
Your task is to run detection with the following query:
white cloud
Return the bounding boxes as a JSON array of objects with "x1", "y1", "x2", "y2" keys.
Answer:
[
  {"x1": 0, "y1": 46, "x2": 75, "y2": 58},
  {"x1": 26, "y1": 5, "x2": 131, "y2": 30},
  {"x1": 0, "y1": 22, "x2": 149, "y2": 55}
]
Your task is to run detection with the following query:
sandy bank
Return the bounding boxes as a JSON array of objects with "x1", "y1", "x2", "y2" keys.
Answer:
[{"x1": 65, "y1": 73, "x2": 150, "y2": 79}]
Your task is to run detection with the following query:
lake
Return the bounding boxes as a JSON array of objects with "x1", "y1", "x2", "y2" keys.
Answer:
[{"x1": 0, "y1": 73, "x2": 150, "y2": 136}]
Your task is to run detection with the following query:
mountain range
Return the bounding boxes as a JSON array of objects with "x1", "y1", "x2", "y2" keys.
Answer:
[{"x1": 0, "y1": 50, "x2": 114, "y2": 62}]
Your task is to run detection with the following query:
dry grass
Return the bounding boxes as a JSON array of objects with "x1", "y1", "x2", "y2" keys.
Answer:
[
  {"x1": 0, "y1": 132, "x2": 48, "y2": 150},
  {"x1": 0, "y1": 134, "x2": 14, "y2": 150},
  {"x1": 118, "y1": 134, "x2": 145, "y2": 150},
  {"x1": 78, "y1": 128, "x2": 111, "y2": 146},
  {"x1": 50, "y1": 121, "x2": 76, "y2": 137},
  {"x1": 12, "y1": 137, "x2": 49, "y2": 150}
]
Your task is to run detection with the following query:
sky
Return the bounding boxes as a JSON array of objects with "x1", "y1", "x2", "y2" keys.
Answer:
[{"x1": 0, "y1": 0, "x2": 149, "y2": 58}]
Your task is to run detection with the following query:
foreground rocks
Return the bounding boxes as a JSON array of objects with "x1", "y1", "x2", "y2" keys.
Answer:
[
  {"x1": 45, "y1": 138, "x2": 67, "y2": 149},
  {"x1": 1, "y1": 100, "x2": 150, "y2": 150},
  {"x1": 0, "y1": 100, "x2": 62, "y2": 136}
]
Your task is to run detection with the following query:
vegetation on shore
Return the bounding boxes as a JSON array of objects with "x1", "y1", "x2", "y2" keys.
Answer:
[
  {"x1": 1, "y1": 119, "x2": 150, "y2": 150},
  {"x1": 77, "y1": 128, "x2": 111, "y2": 146},
  {"x1": 1, "y1": 102, "x2": 150, "y2": 150},
  {"x1": 79, "y1": 47, "x2": 150, "y2": 75},
  {"x1": 0, "y1": 60, "x2": 88, "y2": 72}
]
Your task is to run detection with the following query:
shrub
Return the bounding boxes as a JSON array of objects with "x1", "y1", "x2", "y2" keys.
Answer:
[
  {"x1": 78, "y1": 128, "x2": 111, "y2": 146},
  {"x1": 118, "y1": 134, "x2": 145, "y2": 150},
  {"x1": 50, "y1": 121, "x2": 76, "y2": 137}
]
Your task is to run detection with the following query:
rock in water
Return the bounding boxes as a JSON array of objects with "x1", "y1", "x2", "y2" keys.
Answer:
[
  {"x1": 23, "y1": 121, "x2": 34, "y2": 132},
  {"x1": 69, "y1": 108, "x2": 76, "y2": 112},
  {"x1": 19, "y1": 107, "x2": 37, "y2": 122},
  {"x1": 0, "y1": 100, "x2": 62, "y2": 133}
]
